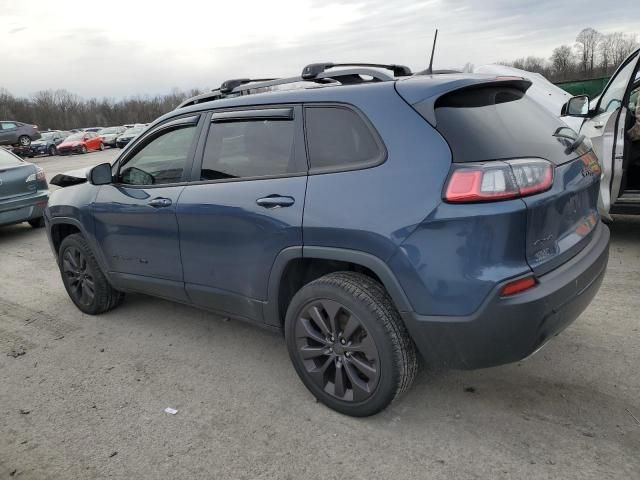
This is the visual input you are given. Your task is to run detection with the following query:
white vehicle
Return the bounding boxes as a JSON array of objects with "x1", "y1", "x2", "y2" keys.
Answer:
[
  {"x1": 562, "y1": 48, "x2": 640, "y2": 218},
  {"x1": 477, "y1": 54, "x2": 640, "y2": 218}
]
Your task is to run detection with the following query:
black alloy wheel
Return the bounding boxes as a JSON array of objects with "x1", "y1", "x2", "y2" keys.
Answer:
[
  {"x1": 62, "y1": 245, "x2": 96, "y2": 309},
  {"x1": 295, "y1": 298, "x2": 380, "y2": 402},
  {"x1": 285, "y1": 272, "x2": 418, "y2": 417},
  {"x1": 58, "y1": 234, "x2": 124, "y2": 314}
]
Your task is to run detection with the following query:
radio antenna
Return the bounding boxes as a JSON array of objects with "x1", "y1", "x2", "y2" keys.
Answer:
[{"x1": 427, "y1": 29, "x2": 438, "y2": 74}]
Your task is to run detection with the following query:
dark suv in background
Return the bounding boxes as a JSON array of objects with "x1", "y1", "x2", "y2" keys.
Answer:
[{"x1": 45, "y1": 63, "x2": 609, "y2": 416}]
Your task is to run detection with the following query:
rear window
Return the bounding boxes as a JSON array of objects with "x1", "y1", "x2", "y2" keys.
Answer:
[
  {"x1": 305, "y1": 106, "x2": 383, "y2": 171},
  {"x1": 0, "y1": 149, "x2": 23, "y2": 167},
  {"x1": 433, "y1": 86, "x2": 578, "y2": 164}
]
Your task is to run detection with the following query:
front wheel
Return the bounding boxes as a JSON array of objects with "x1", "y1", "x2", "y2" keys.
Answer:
[
  {"x1": 285, "y1": 272, "x2": 418, "y2": 417},
  {"x1": 48, "y1": 145, "x2": 57, "y2": 156},
  {"x1": 80, "y1": 145, "x2": 87, "y2": 154},
  {"x1": 58, "y1": 234, "x2": 124, "y2": 314}
]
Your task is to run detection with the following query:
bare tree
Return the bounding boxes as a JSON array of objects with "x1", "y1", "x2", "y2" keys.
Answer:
[
  {"x1": 576, "y1": 27, "x2": 602, "y2": 75},
  {"x1": 550, "y1": 45, "x2": 575, "y2": 80},
  {"x1": 0, "y1": 88, "x2": 203, "y2": 130},
  {"x1": 611, "y1": 32, "x2": 639, "y2": 67},
  {"x1": 599, "y1": 34, "x2": 615, "y2": 72}
]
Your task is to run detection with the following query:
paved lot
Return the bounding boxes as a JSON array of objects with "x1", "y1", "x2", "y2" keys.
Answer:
[{"x1": 1, "y1": 150, "x2": 639, "y2": 479}]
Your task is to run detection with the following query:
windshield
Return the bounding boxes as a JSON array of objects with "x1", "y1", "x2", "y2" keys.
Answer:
[
  {"x1": 65, "y1": 133, "x2": 85, "y2": 141},
  {"x1": 99, "y1": 127, "x2": 119, "y2": 134},
  {"x1": 40, "y1": 132, "x2": 56, "y2": 140},
  {"x1": 124, "y1": 127, "x2": 144, "y2": 135}
]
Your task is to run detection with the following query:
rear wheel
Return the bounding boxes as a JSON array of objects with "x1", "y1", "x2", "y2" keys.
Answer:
[
  {"x1": 285, "y1": 272, "x2": 418, "y2": 417},
  {"x1": 18, "y1": 135, "x2": 31, "y2": 147},
  {"x1": 58, "y1": 234, "x2": 124, "y2": 314},
  {"x1": 99, "y1": 142, "x2": 104, "y2": 151}
]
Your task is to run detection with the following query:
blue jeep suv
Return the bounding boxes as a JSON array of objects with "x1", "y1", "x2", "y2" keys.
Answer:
[{"x1": 45, "y1": 63, "x2": 610, "y2": 416}]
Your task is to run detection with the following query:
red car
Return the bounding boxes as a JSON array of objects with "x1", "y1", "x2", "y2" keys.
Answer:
[{"x1": 56, "y1": 131, "x2": 104, "y2": 155}]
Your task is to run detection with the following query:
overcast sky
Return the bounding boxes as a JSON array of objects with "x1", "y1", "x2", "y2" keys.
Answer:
[{"x1": 1, "y1": 0, "x2": 639, "y2": 98}]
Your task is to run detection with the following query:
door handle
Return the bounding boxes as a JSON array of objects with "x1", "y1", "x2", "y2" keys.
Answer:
[
  {"x1": 147, "y1": 197, "x2": 172, "y2": 208},
  {"x1": 593, "y1": 122, "x2": 604, "y2": 129},
  {"x1": 256, "y1": 195, "x2": 295, "y2": 209}
]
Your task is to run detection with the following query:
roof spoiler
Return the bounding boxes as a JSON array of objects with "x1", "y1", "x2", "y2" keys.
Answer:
[{"x1": 404, "y1": 77, "x2": 533, "y2": 126}]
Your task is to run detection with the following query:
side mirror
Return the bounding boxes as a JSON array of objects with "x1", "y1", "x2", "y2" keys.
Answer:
[
  {"x1": 563, "y1": 95, "x2": 590, "y2": 117},
  {"x1": 89, "y1": 162, "x2": 112, "y2": 185}
]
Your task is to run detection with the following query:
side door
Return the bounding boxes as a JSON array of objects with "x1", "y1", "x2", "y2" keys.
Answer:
[
  {"x1": 92, "y1": 114, "x2": 203, "y2": 301},
  {"x1": 581, "y1": 51, "x2": 640, "y2": 214},
  {"x1": 177, "y1": 106, "x2": 307, "y2": 323},
  {"x1": 86, "y1": 132, "x2": 99, "y2": 150}
]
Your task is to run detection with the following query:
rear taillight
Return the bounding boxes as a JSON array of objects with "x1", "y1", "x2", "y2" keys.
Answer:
[
  {"x1": 444, "y1": 159, "x2": 554, "y2": 203},
  {"x1": 26, "y1": 167, "x2": 46, "y2": 183}
]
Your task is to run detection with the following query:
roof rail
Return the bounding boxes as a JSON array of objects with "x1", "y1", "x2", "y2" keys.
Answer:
[
  {"x1": 220, "y1": 78, "x2": 277, "y2": 94},
  {"x1": 301, "y1": 62, "x2": 412, "y2": 79},
  {"x1": 226, "y1": 68, "x2": 394, "y2": 96},
  {"x1": 177, "y1": 62, "x2": 411, "y2": 109}
]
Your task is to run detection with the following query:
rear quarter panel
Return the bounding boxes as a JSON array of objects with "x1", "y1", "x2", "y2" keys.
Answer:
[{"x1": 302, "y1": 83, "x2": 452, "y2": 261}]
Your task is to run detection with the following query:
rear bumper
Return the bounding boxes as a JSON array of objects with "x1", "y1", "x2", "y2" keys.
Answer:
[
  {"x1": 401, "y1": 222, "x2": 610, "y2": 369},
  {"x1": 0, "y1": 191, "x2": 49, "y2": 226}
]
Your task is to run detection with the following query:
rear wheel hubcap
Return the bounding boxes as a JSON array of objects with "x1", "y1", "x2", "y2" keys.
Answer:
[
  {"x1": 62, "y1": 246, "x2": 95, "y2": 306},
  {"x1": 295, "y1": 299, "x2": 380, "y2": 402}
]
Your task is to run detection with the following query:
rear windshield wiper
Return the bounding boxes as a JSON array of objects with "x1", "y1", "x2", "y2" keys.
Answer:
[{"x1": 553, "y1": 127, "x2": 585, "y2": 154}]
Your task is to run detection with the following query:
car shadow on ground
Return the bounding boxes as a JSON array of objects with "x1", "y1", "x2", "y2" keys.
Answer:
[{"x1": 0, "y1": 222, "x2": 42, "y2": 242}]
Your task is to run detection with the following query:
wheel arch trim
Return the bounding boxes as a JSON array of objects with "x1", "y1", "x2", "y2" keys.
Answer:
[
  {"x1": 264, "y1": 246, "x2": 413, "y2": 327},
  {"x1": 48, "y1": 216, "x2": 111, "y2": 276}
]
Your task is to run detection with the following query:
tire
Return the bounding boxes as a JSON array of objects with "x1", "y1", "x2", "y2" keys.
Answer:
[
  {"x1": 80, "y1": 145, "x2": 87, "y2": 154},
  {"x1": 285, "y1": 272, "x2": 418, "y2": 417},
  {"x1": 99, "y1": 142, "x2": 104, "y2": 151},
  {"x1": 18, "y1": 135, "x2": 31, "y2": 147},
  {"x1": 58, "y1": 233, "x2": 124, "y2": 315},
  {"x1": 48, "y1": 145, "x2": 57, "y2": 156},
  {"x1": 28, "y1": 217, "x2": 45, "y2": 228}
]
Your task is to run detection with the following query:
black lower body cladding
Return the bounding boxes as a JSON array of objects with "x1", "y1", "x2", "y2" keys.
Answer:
[{"x1": 401, "y1": 222, "x2": 610, "y2": 369}]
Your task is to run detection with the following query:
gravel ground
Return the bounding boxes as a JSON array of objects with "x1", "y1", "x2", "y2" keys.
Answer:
[{"x1": 1, "y1": 150, "x2": 639, "y2": 479}]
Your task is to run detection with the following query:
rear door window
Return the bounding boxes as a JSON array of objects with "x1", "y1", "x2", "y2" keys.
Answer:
[
  {"x1": 199, "y1": 117, "x2": 298, "y2": 181},
  {"x1": 304, "y1": 106, "x2": 384, "y2": 172}
]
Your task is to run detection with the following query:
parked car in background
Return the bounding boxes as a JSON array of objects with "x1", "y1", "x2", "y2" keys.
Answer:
[
  {"x1": 82, "y1": 127, "x2": 103, "y2": 133},
  {"x1": 0, "y1": 121, "x2": 41, "y2": 147},
  {"x1": 25, "y1": 130, "x2": 69, "y2": 157},
  {"x1": 46, "y1": 63, "x2": 609, "y2": 417},
  {"x1": 0, "y1": 147, "x2": 48, "y2": 228},
  {"x1": 56, "y1": 131, "x2": 104, "y2": 155},
  {"x1": 115, "y1": 125, "x2": 145, "y2": 148},
  {"x1": 98, "y1": 126, "x2": 126, "y2": 148}
]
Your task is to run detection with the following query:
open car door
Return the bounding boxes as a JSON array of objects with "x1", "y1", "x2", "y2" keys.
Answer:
[{"x1": 578, "y1": 50, "x2": 640, "y2": 218}]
